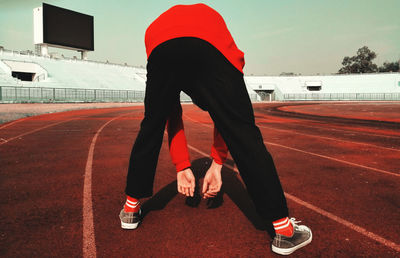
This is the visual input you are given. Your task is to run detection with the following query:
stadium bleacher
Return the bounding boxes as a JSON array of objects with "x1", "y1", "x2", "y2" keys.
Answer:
[
  {"x1": 1, "y1": 48, "x2": 399, "y2": 102},
  {"x1": 245, "y1": 73, "x2": 400, "y2": 101},
  {"x1": 0, "y1": 50, "x2": 146, "y2": 91}
]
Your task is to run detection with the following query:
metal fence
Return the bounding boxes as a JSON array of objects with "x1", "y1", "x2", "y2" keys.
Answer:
[
  {"x1": 0, "y1": 86, "x2": 145, "y2": 103},
  {"x1": 282, "y1": 92, "x2": 400, "y2": 101},
  {"x1": 0, "y1": 85, "x2": 260, "y2": 103},
  {"x1": 4, "y1": 85, "x2": 398, "y2": 103}
]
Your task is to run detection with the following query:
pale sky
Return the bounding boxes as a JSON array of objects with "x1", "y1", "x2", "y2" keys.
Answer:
[{"x1": 0, "y1": 0, "x2": 399, "y2": 75}]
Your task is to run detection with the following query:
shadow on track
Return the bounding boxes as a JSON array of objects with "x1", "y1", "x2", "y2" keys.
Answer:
[{"x1": 141, "y1": 157, "x2": 275, "y2": 237}]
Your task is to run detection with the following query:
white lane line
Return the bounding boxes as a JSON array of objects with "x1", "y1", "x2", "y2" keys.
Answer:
[
  {"x1": 0, "y1": 106, "x2": 144, "y2": 142},
  {"x1": 185, "y1": 124, "x2": 400, "y2": 253},
  {"x1": 265, "y1": 141, "x2": 399, "y2": 178},
  {"x1": 0, "y1": 117, "x2": 29, "y2": 130},
  {"x1": 183, "y1": 114, "x2": 212, "y2": 128},
  {"x1": 257, "y1": 124, "x2": 400, "y2": 152},
  {"x1": 285, "y1": 193, "x2": 400, "y2": 253},
  {"x1": 254, "y1": 109, "x2": 400, "y2": 139},
  {"x1": 187, "y1": 145, "x2": 239, "y2": 173},
  {"x1": 265, "y1": 118, "x2": 400, "y2": 139},
  {"x1": 0, "y1": 118, "x2": 76, "y2": 146},
  {"x1": 83, "y1": 112, "x2": 133, "y2": 258},
  {"x1": 183, "y1": 114, "x2": 399, "y2": 178}
]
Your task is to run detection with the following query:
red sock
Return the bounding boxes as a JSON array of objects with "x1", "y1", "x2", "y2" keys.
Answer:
[
  {"x1": 273, "y1": 217, "x2": 293, "y2": 237},
  {"x1": 124, "y1": 196, "x2": 140, "y2": 213}
]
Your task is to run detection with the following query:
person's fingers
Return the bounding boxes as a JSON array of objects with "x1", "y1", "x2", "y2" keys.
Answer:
[
  {"x1": 181, "y1": 186, "x2": 186, "y2": 196},
  {"x1": 202, "y1": 180, "x2": 209, "y2": 194},
  {"x1": 204, "y1": 194, "x2": 214, "y2": 199},
  {"x1": 204, "y1": 191, "x2": 216, "y2": 199},
  {"x1": 190, "y1": 180, "x2": 195, "y2": 197},
  {"x1": 181, "y1": 186, "x2": 186, "y2": 195},
  {"x1": 208, "y1": 191, "x2": 217, "y2": 196},
  {"x1": 184, "y1": 186, "x2": 190, "y2": 196},
  {"x1": 206, "y1": 189, "x2": 218, "y2": 197},
  {"x1": 205, "y1": 188, "x2": 217, "y2": 195},
  {"x1": 203, "y1": 188, "x2": 209, "y2": 198},
  {"x1": 190, "y1": 187, "x2": 194, "y2": 197}
]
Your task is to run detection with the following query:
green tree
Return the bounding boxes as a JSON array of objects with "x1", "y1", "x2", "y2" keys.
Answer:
[
  {"x1": 378, "y1": 61, "x2": 400, "y2": 72},
  {"x1": 338, "y1": 46, "x2": 378, "y2": 74}
]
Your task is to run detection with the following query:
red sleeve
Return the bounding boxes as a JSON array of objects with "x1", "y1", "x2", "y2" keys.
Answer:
[
  {"x1": 210, "y1": 126, "x2": 228, "y2": 165},
  {"x1": 167, "y1": 105, "x2": 191, "y2": 172}
]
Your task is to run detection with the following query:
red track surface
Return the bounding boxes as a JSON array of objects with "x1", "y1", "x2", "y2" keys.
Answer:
[{"x1": 0, "y1": 103, "x2": 399, "y2": 257}]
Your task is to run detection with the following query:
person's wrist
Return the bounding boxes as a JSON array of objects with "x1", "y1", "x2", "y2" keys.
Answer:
[{"x1": 211, "y1": 159, "x2": 223, "y2": 169}]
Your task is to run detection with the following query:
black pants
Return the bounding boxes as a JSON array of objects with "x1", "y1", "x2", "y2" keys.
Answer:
[{"x1": 125, "y1": 37, "x2": 288, "y2": 222}]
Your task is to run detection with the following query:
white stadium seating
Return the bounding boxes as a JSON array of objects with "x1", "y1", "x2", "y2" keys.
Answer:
[{"x1": 1, "y1": 49, "x2": 399, "y2": 102}]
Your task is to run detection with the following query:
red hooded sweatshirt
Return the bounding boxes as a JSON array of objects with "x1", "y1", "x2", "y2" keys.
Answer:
[
  {"x1": 145, "y1": 3, "x2": 245, "y2": 171},
  {"x1": 145, "y1": 3, "x2": 245, "y2": 73}
]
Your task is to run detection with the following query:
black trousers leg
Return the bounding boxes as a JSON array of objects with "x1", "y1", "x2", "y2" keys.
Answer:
[
  {"x1": 125, "y1": 48, "x2": 181, "y2": 198},
  {"x1": 180, "y1": 38, "x2": 289, "y2": 222}
]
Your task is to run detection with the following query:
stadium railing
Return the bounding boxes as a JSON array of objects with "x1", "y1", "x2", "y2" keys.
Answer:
[
  {"x1": 0, "y1": 85, "x2": 260, "y2": 103},
  {"x1": 0, "y1": 85, "x2": 145, "y2": 103},
  {"x1": 282, "y1": 93, "x2": 400, "y2": 101}
]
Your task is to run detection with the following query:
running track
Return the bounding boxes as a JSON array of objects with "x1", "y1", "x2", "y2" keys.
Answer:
[{"x1": 0, "y1": 102, "x2": 399, "y2": 257}]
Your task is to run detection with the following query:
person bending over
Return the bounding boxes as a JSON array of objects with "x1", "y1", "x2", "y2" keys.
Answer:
[{"x1": 120, "y1": 3, "x2": 312, "y2": 255}]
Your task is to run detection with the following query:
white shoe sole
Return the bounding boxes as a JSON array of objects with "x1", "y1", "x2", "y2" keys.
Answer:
[
  {"x1": 121, "y1": 220, "x2": 139, "y2": 230},
  {"x1": 271, "y1": 231, "x2": 313, "y2": 255}
]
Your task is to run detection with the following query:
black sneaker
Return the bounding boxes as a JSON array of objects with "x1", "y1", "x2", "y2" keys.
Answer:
[
  {"x1": 271, "y1": 218, "x2": 312, "y2": 255},
  {"x1": 119, "y1": 209, "x2": 142, "y2": 229}
]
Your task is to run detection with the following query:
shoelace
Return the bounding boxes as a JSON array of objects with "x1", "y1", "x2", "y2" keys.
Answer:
[{"x1": 290, "y1": 218, "x2": 306, "y2": 232}]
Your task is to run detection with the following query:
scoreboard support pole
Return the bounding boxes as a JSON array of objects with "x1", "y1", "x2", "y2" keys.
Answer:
[
  {"x1": 41, "y1": 44, "x2": 49, "y2": 57},
  {"x1": 80, "y1": 51, "x2": 88, "y2": 60}
]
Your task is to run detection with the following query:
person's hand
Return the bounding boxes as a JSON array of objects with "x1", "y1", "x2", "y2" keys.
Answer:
[
  {"x1": 202, "y1": 160, "x2": 222, "y2": 199},
  {"x1": 177, "y1": 168, "x2": 195, "y2": 197}
]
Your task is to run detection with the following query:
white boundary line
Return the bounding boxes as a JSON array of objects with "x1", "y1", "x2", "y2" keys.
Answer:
[
  {"x1": 264, "y1": 141, "x2": 399, "y2": 178},
  {"x1": 184, "y1": 113, "x2": 400, "y2": 252},
  {"x1": 285, "y1": 193, "x2": 400, "y2": 253},
  {"x1": 83, "y1": 112, "x2": 133, "y2": 258},
  {"x1": 184, "y1": 114, "x2": 399, "y2": 177},
  {"x1": 0, "y1": 106, "x2": 145, "y2": 146},
  {"x1": 0, "y1": 118, "x2": 77, "y2": 146},
  {"x1": 253, "y1": 107, "x2": 400, "y2": 139},
  {"x1": 0, "y1": 117, "x2": 29, "y2": 130},
  {"x1": 256, "y1": 113, "x2": 400, "y2": 139},
  {"x1": 257, "y1": 124, "x2": 400, "y2": 152}
]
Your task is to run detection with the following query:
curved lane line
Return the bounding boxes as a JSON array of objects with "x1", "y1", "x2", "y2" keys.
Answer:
[
  {"x1": 184, "y1": 112, "x2": 400, "y2": 252},
  {"x1": 184, "y1": 114, "x2": 399, "y2": 177},
  {"x1": 0, "y1": 118, "x2": 76, "y2": 146},
  {"x1": 0, "y1": 106, "x2": 145, "y2": 145},
  {"x1": 0, "y1": 117, "x2": 29, "y2": 130},
  {"x1": 83, "y1": 112, "x2": 134, "y2": 258},
  {"x1": 285, "y1": 193, "x2": 400, "y2": 253},
  {"x1": 258, "y1": 116, "x2": 400, "y2": 139},
  {"x1": 254, "y1": 107, "x2": 400, "y2": 139},
  {"x1": 265, "y1": 141, "x2": 399, "y2": 178},
  {"x1": 257, "y1": 124, "x2": 400, "y2": 152}
]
